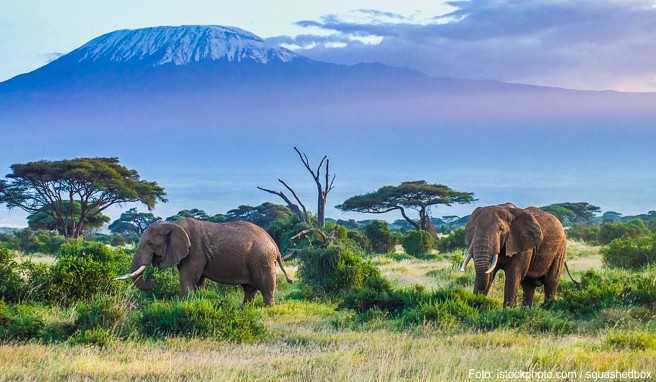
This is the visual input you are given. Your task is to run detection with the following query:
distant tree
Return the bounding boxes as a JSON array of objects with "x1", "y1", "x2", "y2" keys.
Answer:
[
  {"x1": 0, "y1": 157, "x2": 166, "y2": 238},
  {"x1": 109, "y1": 208, "x2": 160, "y2": 237},
  {"x1": 602, "y1": 211, "x2": 623, "y2": 222},
  {"x1": 337, "y1": 181, "x2": 475, "y2": 236},
  {"x1": 27, "y1": 201, "x2": 109, "y2": 236},
  {"x1": 598, "y1": 220, "x2": 648, "y2": 245},
  {"x1": 364, "y1": 220, "x2": 395, "y2": 253},
  {"x1": 166, "y1": 209, "x2": 210, "y2": 222},
  {"x1": 258, "y1": 147, "x2": 335, "y2": 229},
  {"x1": 540, "y1": 202, "x2": 601, "y2": 226},
  {"x1": 224, "y1": 203, "x2": 293, "y2": 229}
]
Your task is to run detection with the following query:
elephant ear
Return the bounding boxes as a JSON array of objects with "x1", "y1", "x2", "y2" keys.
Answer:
[
  {"x1": 506, "y1": 212, "x2": 543, "y2": 257},
  {"x1": 465, "y1": 207, "x2": 483, "y2": 247},
  {"x1": 160, "y1": 223, "x2": 191, "y2": 268}
]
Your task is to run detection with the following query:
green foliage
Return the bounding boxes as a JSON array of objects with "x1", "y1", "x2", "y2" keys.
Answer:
[
  {"x1": 346, "y1": 229, "x2": 371, "y2": 252},
  {"x1": 540, "y1": 202, "x2": 600, "y2": 226},
  {"x1": 606, "y1": 330, "x2": 656, "y2": 351},
  {"x1": 436, "y1": 228, "x2": 466, "y2": 252},
  {"x1": 224, "y1": 203, "x2": 293, "y2": 229},
  {"x1": 0, "y1": 247, "x2": 23, "y2": 302},
  {"x1": 401, "y1": 230, "x2": 434, "y2": 257},
  {"x1": 141, "y1": 267, "x2": 181, "y2": 300},
  {"x1": 68, "y1": 328, "x2": 115, "y2": 347},
  {"x1": 598, "y1": 220, "x2": 648, "y2": 245},
  {"x1": 568, "y1": 224, "x2": 600, "y2": 243},
  {"x1": 554, "y1": 268, "x2": 656, "y2": 317},
  {"x1": 138, "y1": 296, "x2": 266, "y2": 342},
  {"x1": 47, "y1": 240, "x2": 131, "y2": 304},
  {"x1": 364, "y1": 220, "x2": 395, "y2": 253},
  {"x1": 108, "y1": 207, "x2": 160, "y2": 239},
  {"x1": 477, "y1": 308, "x2": 571, "y2": 334},
  {"x1": 601, "y1": 234, "x2": 656, "y2": 269},
  {"x1": 75, "y1": 295, "x2": 130, "y2": 333},
  {"x1": 0, "y1": 229, "x2": 67, "y2": 255},
  {"x1": 0, "y1": 302, "x2": 46, "y2": 341},
  {"x1": 166, "y1": 209, "x2": 211, "y2": 222},
  {"x1": 298, "y1": 244, "x2": 389, "y2": 295},
  {"x1": 28, "y1": 201, "x2": 110, "y2": 236}
]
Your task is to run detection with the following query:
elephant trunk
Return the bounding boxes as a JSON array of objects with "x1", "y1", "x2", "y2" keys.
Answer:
[{"x1": 472, "y1": 241, "x2": 496, "y2": 295}]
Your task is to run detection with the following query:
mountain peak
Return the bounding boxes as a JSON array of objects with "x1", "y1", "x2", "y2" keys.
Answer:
[{"x1": 72, "y1": 25, "x2": 298, "y2": 66}]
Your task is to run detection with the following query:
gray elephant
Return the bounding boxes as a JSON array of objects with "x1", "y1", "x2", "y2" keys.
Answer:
[
  {"x1": 117, "y1": 218, "x2": 292, "y2": 305},
  {"x1": 461, "y1": 203, "x2": 568, "y2": 307}
]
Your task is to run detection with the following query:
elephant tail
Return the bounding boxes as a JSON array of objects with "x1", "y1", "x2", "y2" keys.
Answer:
[
  {"x1": 277, "y1": 251, "x2": 293, "y2": 283},
  {"x1": 564, "y1": 261, "x2": 580, "y2": 286}
]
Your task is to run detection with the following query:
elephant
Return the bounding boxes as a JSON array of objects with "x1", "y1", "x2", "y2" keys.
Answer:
[
  {"x1": 461, "y1": 203, "x2": 568, "y2": 307},
  {"x1": 116, "y1": 218, "x2": 292, "y2": 305}
]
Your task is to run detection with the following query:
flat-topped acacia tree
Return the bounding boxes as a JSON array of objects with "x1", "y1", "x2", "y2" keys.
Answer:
[
  {"x1": 0, "y1": 157, "x2": 166, "y2": 238},
  {"x1": 337, "y1": 181, "x2": 475, "y2": 235}
]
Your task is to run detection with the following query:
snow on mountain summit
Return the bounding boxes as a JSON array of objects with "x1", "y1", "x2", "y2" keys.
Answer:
[{"x1": 74, "y1": 25, "x2": 298, "y2": 66}]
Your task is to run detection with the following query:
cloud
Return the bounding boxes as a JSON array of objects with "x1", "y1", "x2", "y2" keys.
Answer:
[{"x1": 268, "y1": 1, "x2": 656, "y2": 91}]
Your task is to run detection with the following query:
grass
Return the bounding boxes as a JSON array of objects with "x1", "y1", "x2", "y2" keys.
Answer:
[{"x1": 1, "y1": 243, "x2": 655, "y2": 381}]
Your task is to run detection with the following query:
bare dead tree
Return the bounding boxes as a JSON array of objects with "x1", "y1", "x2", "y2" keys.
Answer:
[{"x1": 257, "y1": 146, "x2": 335, "y2": 229}]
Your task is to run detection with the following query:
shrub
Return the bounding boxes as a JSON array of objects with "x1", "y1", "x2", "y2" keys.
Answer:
[
  {"x1": 75, "y1": 295, "x2": 131, "y2": 333},
  {"x1": 47, "y1": 240, "x2": 131, "y2": 304},
  {"x1": 436, "y1": 228, "x2": 466, "y2": 252},
  {"x1": 139, "y1": 296, "x2": 266, "y2": 342},
  {"x1": 598, "y1": 220, "x2": 648, "y2": 245},
  {"x1": 568, "y1": 224, "x2": 600, "y2": 243},
  {"x1": 68, "y1": 328, "x2": 115, "y2": 347},
  {"x1": 606, "y1": 330, "x2": 656, "y2": 351},
  {"x1": 0, "y1": 247, "x2": 23, "y2": 302},
  {"x1": 401, "y1": 230, "x2": 434, "y2": 257},
  {"x1": 477, "y1": 308, "x2": 571, "y2": 334},
  {"x1": 346, "y1": 229, "x2": 371, "y2": 252},
  {"x1": 0, "y1": 302, "x2": 46, "y2": 341},
  {"x1": 364, "y1": 221, "x2": 395, "y2": 253},
  {"x1": 601, "y1": 234, "x2": 656, "y2": 269},
  {"x1": 298, "y1": 244, "x2": 389, "y2": 295}
]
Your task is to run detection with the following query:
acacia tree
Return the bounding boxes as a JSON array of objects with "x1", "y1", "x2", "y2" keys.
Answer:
[
  {"x1": 0, "y1": 157, "x2": 166, "y2": 238},
  {"x1": 540, "y1": 202, "x2": 600, "y2": 226},
  {"x1": 258, "y1": 147, "x2": 335, "y2": 229},
  {"x1": 109, "y1": 208, "x2": 160, "y2": 236},
  {"x1": 337, "y1": 181, "x2": 475, "y2": 235}
]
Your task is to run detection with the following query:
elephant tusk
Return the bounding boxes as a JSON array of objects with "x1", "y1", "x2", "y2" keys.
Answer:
[
  {"x1": 116, "y1": 265, "x2": 147, "y2": 280},
  {"x1": 485, "y1": 254, "x2": 498, "y2": 274},
  {"x1": 460, "y1": 251, "x2": 472, "y2": 272}
]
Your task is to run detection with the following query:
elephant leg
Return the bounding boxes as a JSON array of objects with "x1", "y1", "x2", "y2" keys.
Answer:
[
  {"x1": 521, "y1": 279, "x2": 537, "y2": 307},
  {"x1": 504, "y1": 251, "x2": 533, "y2": 307},
  {"x1": 258, "y1": 267, "x2": 276, "y2": 306},
  {"x1": 178, "y1": 266, "x2": 202, "y2": 297},
  {"x1": 543, "y1": 245, "x2": 566, "y2": 305},
  {"x1": 196, "y1": 276, "x2": 206, "y2": 289},
  {"x1": 242, "y1": 284, "x2": 258, "y2": 304}
]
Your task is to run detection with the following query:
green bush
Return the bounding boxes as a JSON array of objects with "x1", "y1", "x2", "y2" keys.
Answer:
[
  {"x1": 138, "y1": 296, "x2": 266, "y2": 342},
  {"x1": 364, "y1": 221, "x2": 395, "y2": 253},
  {"x1": 47, "y1": 240, "x2": 131, "y2": 304},
  {"x1": 606, "y1": 330, "x2": 656, "y2": 350},
  {"x1": 568, "y1": 224, "x2": 600, "y2": 243},
  {"x1": 598, "y1": 220, "x2": 648, "y2": 245},
  {"x1": 68, "y1": 328, "x2": 115, "y2": 347},
  {"x1": 75, "y1": 295, "x2": 131, "y2": 333},
  {"x1": 477, "y1": 307, "x2": 571, "y2": 334},
  {"x1": 401, "y1": 230, "x2": 434, "y2": 257},
  {"x1": 601, "y1": 234, "x2": 656, "y2": 269},
  {"x1": 298, "y1": 244, "x2": 389, "y2": 295},
  {"x1": 436, "y1": 228, "x2": 466, "y2": 252},
  {"x1": 0, "y1": 302, "x2": 46, "y2": 341},
  {"x1": 346, "y1": 230, "x2": 371, "y2": 252},
  {"x1": 0, "y1": 247, "x2": 23, "y2": 302}
]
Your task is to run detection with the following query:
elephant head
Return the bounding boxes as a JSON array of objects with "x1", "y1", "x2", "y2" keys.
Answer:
[
  {"x1": 462, "y1": 203, "x2": 543, "y2": 295},
  {"x1": 116, "y1": 222, "x2": 191, "y2": 290}
]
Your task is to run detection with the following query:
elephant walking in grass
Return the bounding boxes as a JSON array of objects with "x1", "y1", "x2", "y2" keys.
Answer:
[
  {"x1": 461, "y1": 203, "x2": 569, "y2": 307},
  {"x1": 117, "y1": 218, "x2": 292, "y2": 305}
]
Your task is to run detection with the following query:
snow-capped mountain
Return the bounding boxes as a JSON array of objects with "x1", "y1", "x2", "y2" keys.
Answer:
[{"x1": 73, "y1": 25, "x2": 298, "y2": 66}]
